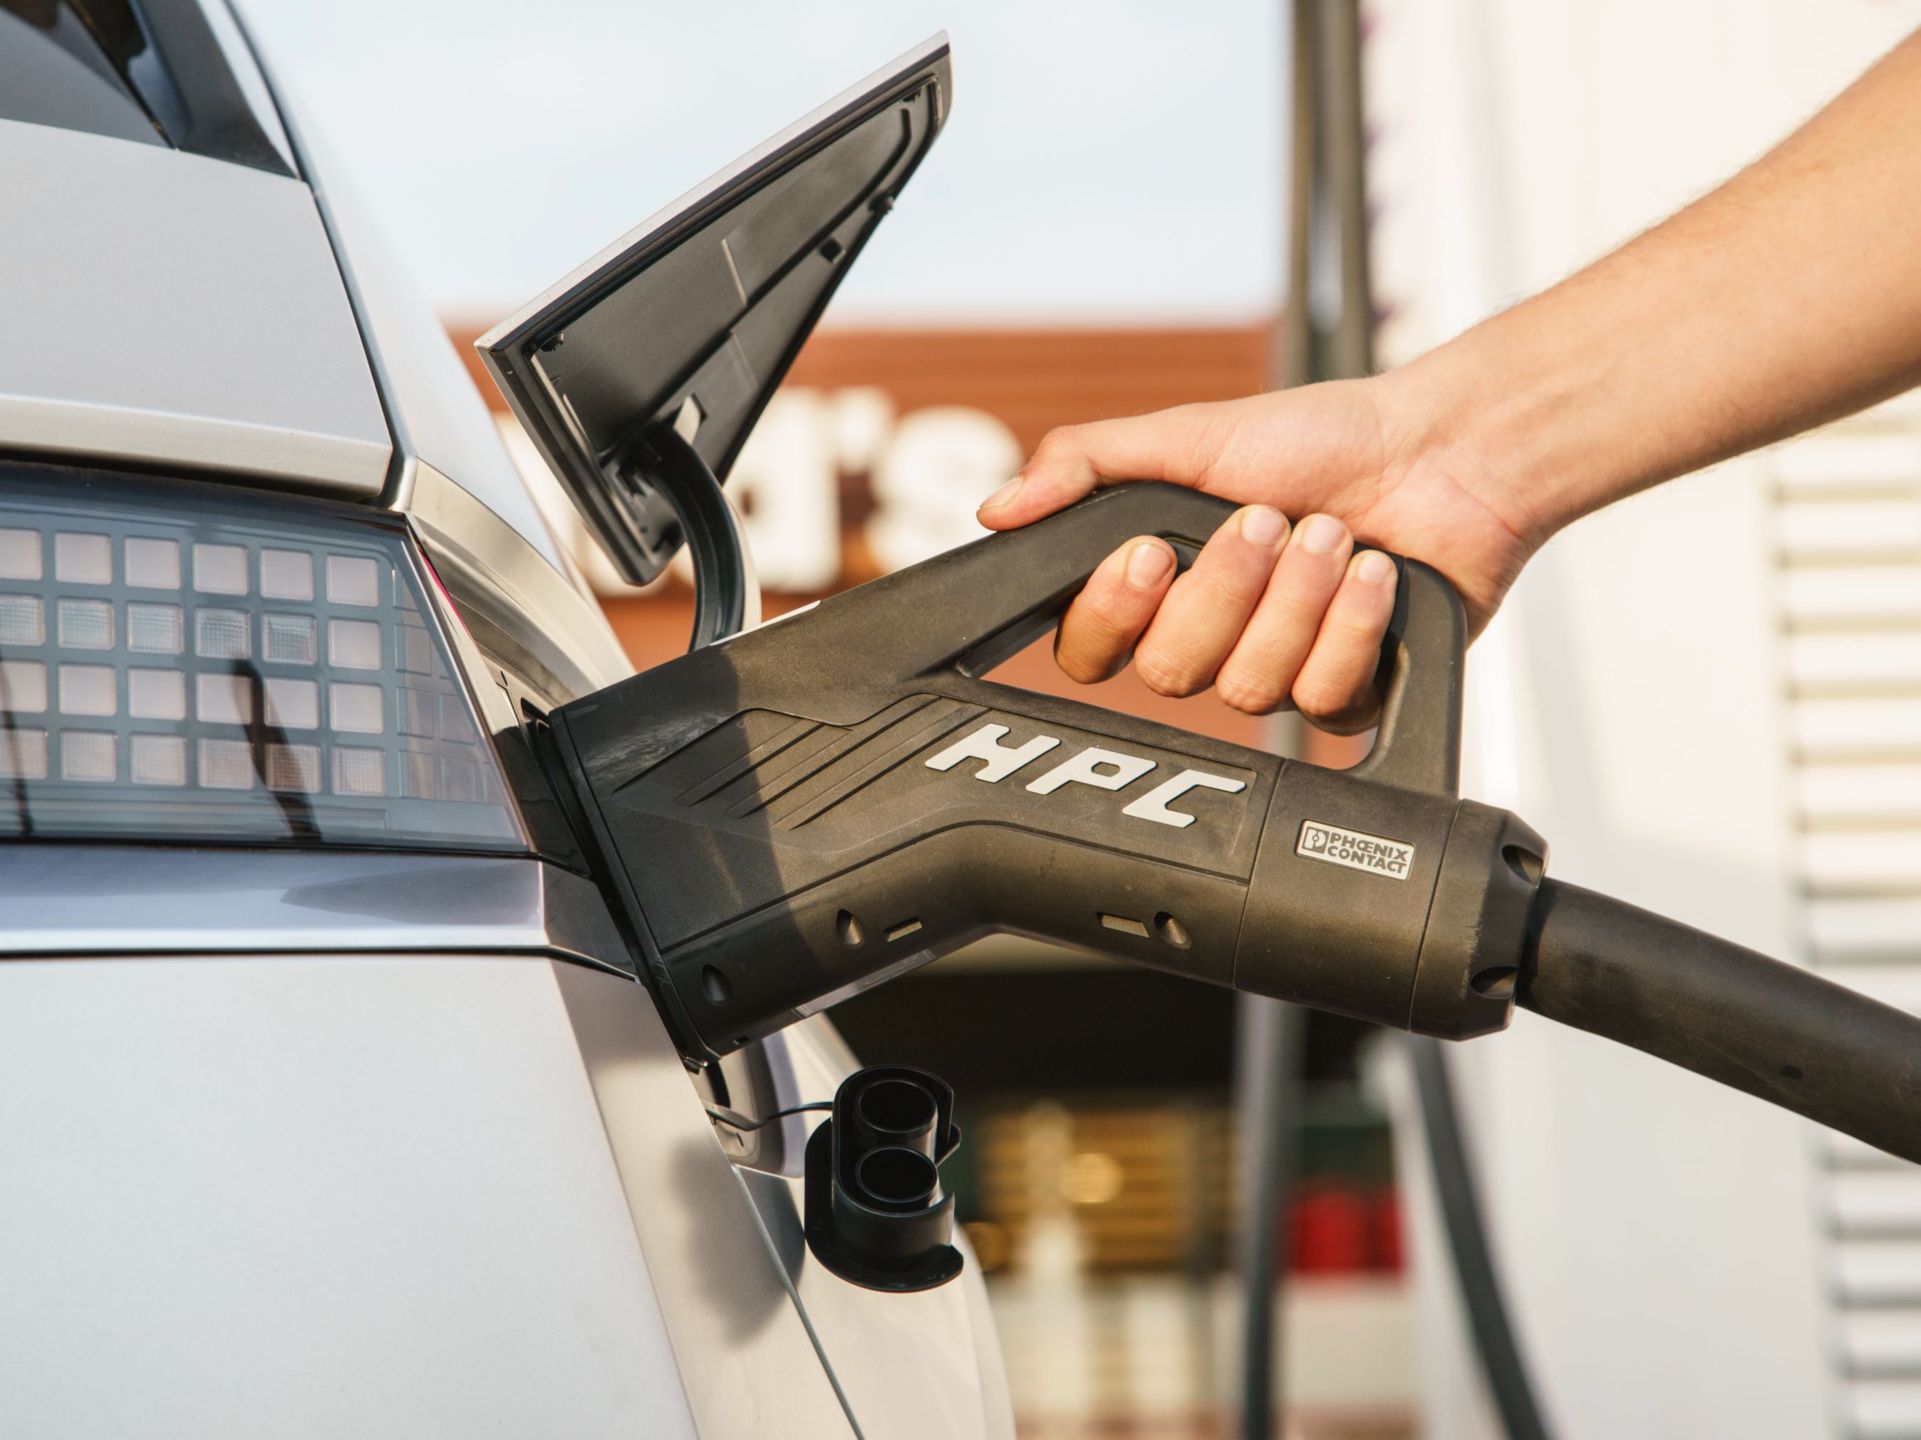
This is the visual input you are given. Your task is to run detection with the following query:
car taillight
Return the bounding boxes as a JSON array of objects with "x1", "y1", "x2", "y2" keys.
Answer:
[{"x1": 0, "y1": 471, "x2": 521, "y2": 850}]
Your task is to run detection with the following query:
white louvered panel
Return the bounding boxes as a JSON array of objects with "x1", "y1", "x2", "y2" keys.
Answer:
[
  {"x1": 1767, "y1": 409, "x2": 1921, "y2": 1440},
  {"x1": 1799, "y1": 767, "x2": 1921, "y2": 824},
  {"x1": 1803, "y1": 834, "x2": 1921, "y2": 894},
  {"x1": 1806, "y1": 904, "x2": 1921, "y2": 964},
  {"x1": 1789, "y1": 633, "x2": 1921, "y2": 692},
  {"x1": 1828, "y1": 1132, "x2": 1916, "y2": 1172},
  {"x1": 1832, "y1": 1173, "x2": 1921, "y2": 1239},
  {"x1": 1842, "y1": 1311, "x2": 1921, "y2": 1379},
  {"x1": 1779, "y1": 501, "x2": 1921, "y2": 560},
  {"x1": 1791, "y1": 699, "x2": 1921, "y2": 759},
  {"x1": 1836, "y1": 1241, "x2": 1921, "y2": 1306},
  {"x1": 1848, "y1": 1379, "x2": 1921, "y2": 1438},
  {"x1": 1775, "y1": 434, "x2": 1921, "y2": 495},
  {"x1": 1785, "y1": 567, "x2": 1921, "y2": 628}
]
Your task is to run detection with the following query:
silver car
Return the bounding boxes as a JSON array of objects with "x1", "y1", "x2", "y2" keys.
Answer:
[{"x1": 0, "y1": 6, "x2": 1007, "y2": 1434}]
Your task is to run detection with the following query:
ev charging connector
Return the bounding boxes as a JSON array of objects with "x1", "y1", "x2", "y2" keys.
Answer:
[
  {"x1": 552, "y1": 481, "x2": 1921, "y2": 1192},
  {"x1": 552, "y1": 483, "x2": 1542, "y2": 1064}
]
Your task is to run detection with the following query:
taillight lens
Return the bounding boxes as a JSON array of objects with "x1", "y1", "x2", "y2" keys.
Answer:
[{"x1": 0, "y1": 471, "x2": 521, "y2": 850}]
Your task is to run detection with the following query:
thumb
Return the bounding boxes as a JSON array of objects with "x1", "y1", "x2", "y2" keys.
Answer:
[{"x1": 977, "y1": 401, "x2": 1235, "y2": 530}]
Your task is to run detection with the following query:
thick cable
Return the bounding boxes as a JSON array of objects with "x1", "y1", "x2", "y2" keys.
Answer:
[{"x1": 1521, "y1": 878, "x2": 1921, "y2": 1164}]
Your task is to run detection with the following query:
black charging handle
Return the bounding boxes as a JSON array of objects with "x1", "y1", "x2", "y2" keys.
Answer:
[{"x1": 552, "y1": 482, "x2": 1546, "y2": 1063}]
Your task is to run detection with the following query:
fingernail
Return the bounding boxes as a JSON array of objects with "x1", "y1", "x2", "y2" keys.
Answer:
[
  {"x1": 1126, "y1": 541, "x2": 1174, "y2": 589},
  {"x1": 980, "y1": 476, "x2": 1024, "y2": 512},
  {"x1": 1355, "y1": 550, "x2": 1395, "y2": 584},
  {"x1": 1300, "y1": 514, "x2": 1346, "y2": 554},
  {"x1": 1239, "y1": 505, "x2": 1286, "y2": 546}
]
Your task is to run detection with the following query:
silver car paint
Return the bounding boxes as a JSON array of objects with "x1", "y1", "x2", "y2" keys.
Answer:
[
  {"x1": 0, "y1": 837, "x2": 1015, "y2": 1435},
  {"x1": 0, "y1": 119, "x2": 390, "y2": 495},
  {"x1": 0, "y1": 952, "x2": 859, "y2": 1438}
]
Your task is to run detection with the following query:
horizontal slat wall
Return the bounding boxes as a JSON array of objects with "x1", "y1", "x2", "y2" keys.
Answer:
[{"x1": 1773, "y1": 399, "x2": 1921, "y2": 1438}]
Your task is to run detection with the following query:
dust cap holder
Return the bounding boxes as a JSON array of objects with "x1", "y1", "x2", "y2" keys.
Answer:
[{"x1": 804, "y1": 1064, "x2": 964, "y2": 1292}]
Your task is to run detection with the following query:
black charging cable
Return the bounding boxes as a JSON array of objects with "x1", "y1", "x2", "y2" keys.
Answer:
[
  {"x1": 636, "y1": 421, "x2": 753, "y2": 650},
  {"x1": 1410, "y1": 1036, "x2": 1557, "y2": 1440},
  {"x1": 705, "y1": 1100, "x2": 835, "y2": 1133}
]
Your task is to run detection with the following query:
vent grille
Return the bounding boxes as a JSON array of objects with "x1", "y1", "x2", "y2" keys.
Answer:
[{"x1": 1775, "y1": 396, "x2": 1921, "y2": 1437}]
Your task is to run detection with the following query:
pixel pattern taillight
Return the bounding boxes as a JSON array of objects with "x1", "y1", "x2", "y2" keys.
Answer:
[{"x1": 0, "y1": 473, "x2": 520, "y2": 850}]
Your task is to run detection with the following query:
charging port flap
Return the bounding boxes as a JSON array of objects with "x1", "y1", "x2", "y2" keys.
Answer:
[{"x1": 475, "y1": 35, "x2": 951, "y2": 590}]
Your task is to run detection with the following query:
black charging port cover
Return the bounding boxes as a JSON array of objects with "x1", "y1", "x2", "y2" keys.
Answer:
[{"x1": 804, "y1": 1064, "x2": 964, "y2": 1292}]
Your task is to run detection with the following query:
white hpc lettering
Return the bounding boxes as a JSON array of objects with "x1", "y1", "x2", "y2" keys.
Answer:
[
  {"x1": 1024, "y1": 747, "x2": 1156, "y2": 795},
  {"x1": 924, "y1": 723, "x2": 1248, "y2": 827},
  {"x1": 925, "y1": 722, "x2": 1060, "y2": 782},
  {"x1": 1120, "y1": 769, "x2": 1248, "y2": 829}
]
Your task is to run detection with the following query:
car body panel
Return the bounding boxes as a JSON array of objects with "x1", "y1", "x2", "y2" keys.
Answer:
[
  {"x1": 551, "y1": 964, "x2": 862, "y2": 1437},
  {"x1": 0, "y1": 837, "x2": 1001, "y2": 1436},
  {"x1": 0, "y1": 118, "x2": 389, "y2": 494},
  {"x1": 0, "y1": 954, "x2": 723, "y2": 1437}
]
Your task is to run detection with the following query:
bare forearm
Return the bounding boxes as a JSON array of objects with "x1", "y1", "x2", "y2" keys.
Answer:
[
  {"x1": 1398, "y1": 29, "x2": 1921, "y2": 541},
  {"x1": 990, "y1": 29, "x2": 1921, "y2": 728}
]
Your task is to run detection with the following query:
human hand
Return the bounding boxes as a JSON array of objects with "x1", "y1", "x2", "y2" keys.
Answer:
[{"x1": 975, "y1": 375, "x2": 1536, "y2": 733}]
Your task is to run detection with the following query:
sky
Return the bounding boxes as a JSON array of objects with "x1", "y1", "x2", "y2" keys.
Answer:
[{"x1": 239, "y1": 0, "x2": 1286, "y2": 327}]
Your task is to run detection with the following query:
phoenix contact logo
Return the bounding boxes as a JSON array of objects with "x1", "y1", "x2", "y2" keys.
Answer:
[{"x1": 1296, "y1": 820, "x2": 1414, "y2": 880}]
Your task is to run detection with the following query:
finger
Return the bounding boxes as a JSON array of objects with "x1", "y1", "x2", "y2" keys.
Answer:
[
  {"x1": 1290, "y1": 549, "x2": 1400, "y2": 733},
  {"x1": 1054, "y1": 537, "x2": 1178, "y2": 683},
  {"x1": 1213, "y1": 513, "x2": 1355, "y2": 714},
  {"x1": 1132, "y1": 505, "x2": 1291, "y2": 697},
  {"x1": 977, "y1": 402, "x2": 1233, "y2": 529}
]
